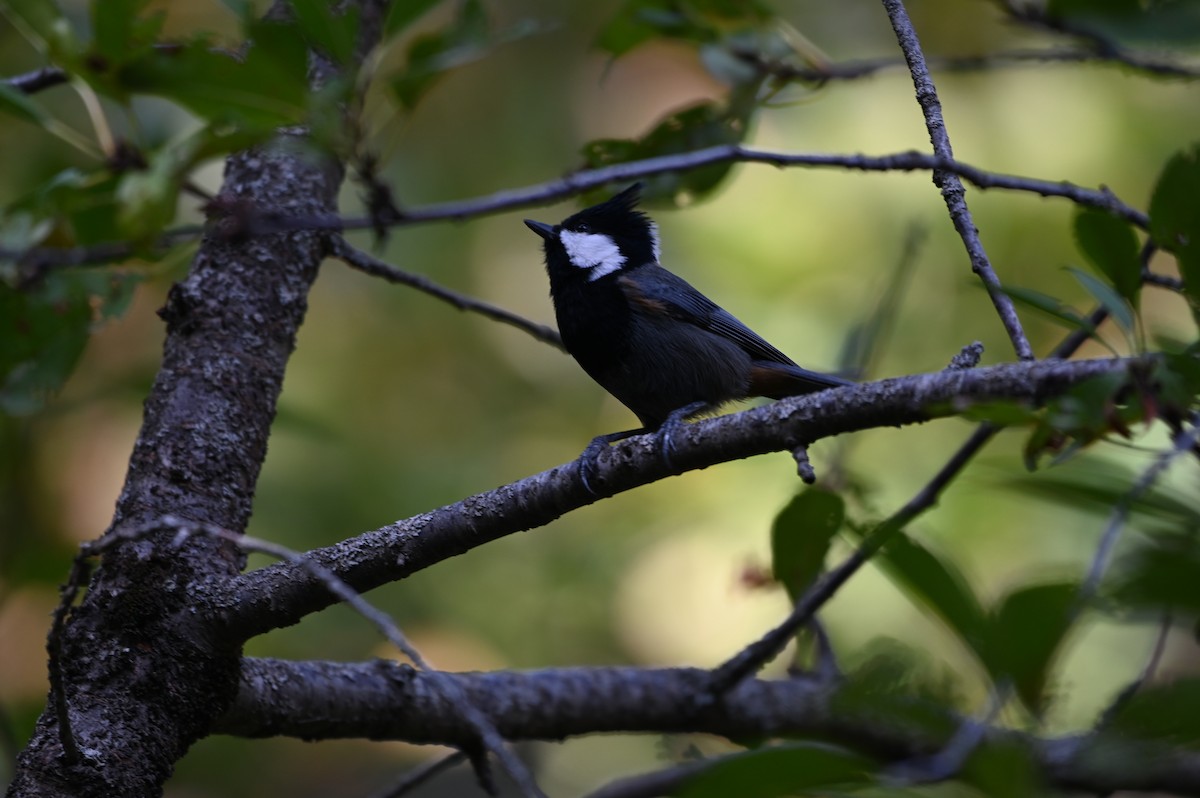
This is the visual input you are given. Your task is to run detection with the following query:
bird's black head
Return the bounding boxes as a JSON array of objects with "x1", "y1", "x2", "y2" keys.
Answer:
[{"x1": 525, "y1": 183, "x2": 661, "y2": 283}]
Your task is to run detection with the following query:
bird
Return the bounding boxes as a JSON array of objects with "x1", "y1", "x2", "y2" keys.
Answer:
[{"x1": 525, "y1": 182, "x2": 850, "y2": 491}]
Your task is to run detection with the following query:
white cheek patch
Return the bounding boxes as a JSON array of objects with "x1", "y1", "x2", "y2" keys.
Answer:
[
  {"x1": 560, "y1": 230, "x2": 626, "y2": 280},
  {"x1": 649, "y1": 222, "x2": 661, "y2": 263}
]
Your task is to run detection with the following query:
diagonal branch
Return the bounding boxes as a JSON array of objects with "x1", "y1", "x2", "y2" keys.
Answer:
[
  {"x1": 883, "y1": 0, "x2": 1035, "y2": 361},
  {"x1": 216, "y1": 356, "x2": 1140, "y2": 639},
  {"x1": 332, "y1": 237, "x2": 563, "y2": 349}
]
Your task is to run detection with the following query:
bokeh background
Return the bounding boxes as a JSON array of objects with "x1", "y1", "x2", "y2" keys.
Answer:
[{"x1": 2, "y1": 0, "x2": 1199, "y2": 795}]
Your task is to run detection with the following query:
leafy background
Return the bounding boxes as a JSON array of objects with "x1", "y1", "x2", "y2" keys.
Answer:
[{"x1": 1, "y1": 0, "x2": 1199, "y2": 795}]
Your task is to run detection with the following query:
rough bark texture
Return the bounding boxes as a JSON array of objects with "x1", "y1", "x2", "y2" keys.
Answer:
[{"x1": 6, "y1": 140, "x2": 341, "y2": 797}]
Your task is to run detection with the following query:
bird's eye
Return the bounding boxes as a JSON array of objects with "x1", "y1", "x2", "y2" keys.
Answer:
[{"x1": 576, "y1": 223, "x2": 590, "y2": 233}]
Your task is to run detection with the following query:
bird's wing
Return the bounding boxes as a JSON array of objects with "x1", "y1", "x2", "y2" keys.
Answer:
[{"x1": 617, "y1": 264, "x2": 798, "y2": 366}]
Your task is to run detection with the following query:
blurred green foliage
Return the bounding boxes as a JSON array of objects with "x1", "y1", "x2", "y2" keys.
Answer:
[{"x1": 2, "y1": 0, "x2": 1200, "y2": 795}]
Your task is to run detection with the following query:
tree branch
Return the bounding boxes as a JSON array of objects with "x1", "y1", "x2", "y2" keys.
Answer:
[
  {"x1": 215, "y1": 657, "x2": 1200, "y2": 796},
  {"x1": 2, "y1": 146, "x2": 1148, "y2": 279},
  {"x1": 332, "y1": 237, "x2": 563, "y2": 349},
  {"x1": 883, "y1": 0, "x2": 1034, "y2": 361},
  {"x1": 218, "y1": 356, "x2": 1139, "y2": 639}
]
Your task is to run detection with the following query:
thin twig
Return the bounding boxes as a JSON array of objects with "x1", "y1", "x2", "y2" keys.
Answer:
[
  {"x1": 1079, "y1": 417, "x2": 1200, "y2": 605},
  {"x1": 883, "y1": 0, "x2": 1034, "y2": 361},
  {"x1": 4, "y1": 65, "x2": 69, "y2": 94},
  {"x1": 3, "y1": 147, "x2": 1147, "y2": 275},
  {"x1": 200, "y1": 527, "x2": 546, "y2": 798},
  {"x1": 763, "y1": 48, "x2": 1200, "y2": 82},
  {"x1": 706, "y1": 422, "x2": 997, "y2": 695},
  {"x1": 45, "y1": 553, "x2": 91, "y2": 765},
  {"x1": 332, "y1": 237, "x2": 564, "y2": 350},
  {"x1": 368, "y1": 751, "x2": 468, "y2": 798},
  {"x1": 884, "y1": 682, "x2": 1010, "y2": 785},
  {"x1": 1096, "y1": 612, "x2": 1173, "y2": 728}
]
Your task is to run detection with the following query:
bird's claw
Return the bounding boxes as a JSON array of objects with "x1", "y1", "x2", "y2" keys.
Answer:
[
  {"x1": 577, "y1": 437, "x2": 609, "y2": 495},
  {"x1": 654, "y1": 416, "x2": 684, "y2": 472}
]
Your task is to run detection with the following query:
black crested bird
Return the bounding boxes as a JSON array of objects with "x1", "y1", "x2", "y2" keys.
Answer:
[{"x1": 525, "y1": 183, "x2": 849, "y2": 491}]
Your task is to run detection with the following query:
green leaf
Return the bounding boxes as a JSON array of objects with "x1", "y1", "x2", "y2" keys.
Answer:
[
  {"x1": 289, "y1": 0, "x2": 360, "y2": 65},
  {"x1": 0, "y1": 82, "x2": 49, "y2": 127},
  {"x1": 1046, "y1": 0, "x2": 1200, "y2": 46},
  {"x1": 115, "y1": 21, "x2": 308, "y2": 127},
  {"x1": 581, "y1": 101, "x2": 751, "y2": 204},
  {"x1": 1065, "y1": 265, "x2": 1137, "y2": 346},
  {"x1": 834, "y1": 638, "x2": 964, "y2": 733},
  {"x1": 1149, "y1": 145, "x2": 1200, "y2": 321},
  {"x1": 982, "y1": 581, "x2": 1078, "y2": 715},
  {"x1": 0, "y1": 271, "x2": 139, "y2": 415},
  {"x1": 384, "y1": 0, "x2": 441, "y2": 37},
  {"x1": 1, "y1": 0, "x2": 79, "y2": 59},
  {"x1": 387, "y1": 0, "x2": 539, "y2": 112},
  {"x1": 871, "y1": 530, "x2": 990, "y2": 660},
  {"x1": 961, "y1": 737, "x2": 1046, "y2": 798},
  {"x1": 1107, "y1": 679, "x2": 1200, "y2": 746},
  {"x1": 997, "y1": 284, "x2": 1098, "y2": 337},
  {"x1": 90, "y1": 0, "x2": 161, "y2": 66},
  {"x1": 1074, "y1": 207, "x2": 1141, "y2": 308},
  {"x1": 676, "y1": 744, "x2": 874, "y2": 797},
  {"x1": 596, "y1": 0, "x2": 773, "y2": 58},
  {"x1": 1110, "y1": 533, "x2": 1200, "y2": 616},
  {"x1": 770, "y1": 487, "x2": 843, "y2": 602},
  {"x1": 1002, "y1": 459, "x2": 1200, "y2": 528}
]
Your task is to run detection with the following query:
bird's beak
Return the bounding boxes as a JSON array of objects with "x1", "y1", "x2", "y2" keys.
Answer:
[{"x1": 524, "y1": 219, "x2": 555, "y2": 240}]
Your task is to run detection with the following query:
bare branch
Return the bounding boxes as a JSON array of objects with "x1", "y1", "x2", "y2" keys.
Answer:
[
  {"x1": 883, "y1": 0, "x2": 1034, "y2": 361},
  {"x1": 763, "y1": 48, "x2": 1200, "y2": 82},
  {"x1": 368, "y1": 752, "x2": 468, "y2": 798},
  {"x1": 332, "y1": 237, "x2": 563, "y2": 350},
  {"x1": 1079, "y1": 416, "x2": 1200, "y2": 605},
  {"x1": 3, "y1": 66, "x2": 69, "y2": 94},
  {"x1": 0, "y1": 147, "x2": 1147, "y2": 277},
  {"x1": 218, "y1": 658, "x2": 1200, "y2": 796}
]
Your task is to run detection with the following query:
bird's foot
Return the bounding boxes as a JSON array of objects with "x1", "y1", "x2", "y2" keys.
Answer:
[
  {"x1": 576, "y1": 428, "x2": 645, "y2": 495},
  {"x1": 654, "y1": 401, "x2": 710, "y2": 472}
]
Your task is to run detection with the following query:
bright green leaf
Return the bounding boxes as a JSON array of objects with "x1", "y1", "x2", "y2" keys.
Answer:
[
  {"x1": 676, "y1": 744, "x2": 874, "y2": 798},
  {"x1": 1074, "y1": 207, "x2": 1141, "y2": 308},
  {"x1": 982, "y1": 581, "x2": 1078, "y2": 715},
  {"x1": 1149, "y1": 145, "x2": 1200, "y2": 320},
  {"x1": 770, "y1": 487, "x2": 843, "y2": 602}
]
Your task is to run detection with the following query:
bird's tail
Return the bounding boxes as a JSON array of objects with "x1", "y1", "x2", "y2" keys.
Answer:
[{"x1": 748, "y1": 361, "x2": 853, "y2": 400}]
